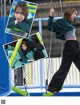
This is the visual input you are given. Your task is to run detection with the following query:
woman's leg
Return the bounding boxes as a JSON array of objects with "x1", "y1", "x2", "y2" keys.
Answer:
[
  {"x1": 73, "y1": 51, "x2": 80, "y2": 70},
  {"x1": 48, "y1": 41, "x2": 76, "y2": 92}
]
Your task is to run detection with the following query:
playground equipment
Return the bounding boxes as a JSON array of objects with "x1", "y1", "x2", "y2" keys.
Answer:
[
  {"x1": 0, "y1": 16, "x2": 13, "y2": 96},
  {"x1": 9, "y1": 15, "x2": 80, "y2": 96},
  {"x1": 1, "y1": 0, "x2": 80, "y2": 96},
  {"x1": 1, "y1": 15, "x2": 80, "y2": 96},
  {"x1": 9, "y1": 38, "x2": 23, "y2": 68},
  {"x1": 12, "y1": 71, "x2": 30, "y2": 96}
]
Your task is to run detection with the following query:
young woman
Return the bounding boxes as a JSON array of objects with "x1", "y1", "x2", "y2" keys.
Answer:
[
  {"x1": 19, "y1": 38, "x2": 35, "y2": 64},
  {"x1": 19, "y1": 38, "x2": 45, "y2": 64},
  {"x1": 44, "y1": 7, "x2": 80, "y2": 96},
  {"x1": 7, "y1": 1, "x2": 32, "y2": 33}
]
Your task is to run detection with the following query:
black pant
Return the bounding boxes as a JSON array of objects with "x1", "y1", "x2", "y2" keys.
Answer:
[{"x1": 48, "y1": 40, "x2": 80, "y2": 92}]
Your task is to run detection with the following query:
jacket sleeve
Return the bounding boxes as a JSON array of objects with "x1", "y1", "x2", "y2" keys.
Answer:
[
  {"x1": 47, "y1": 16, "x2": 57, "y2": 32},
  {"x1": 16, "y1": 19, "x2": 32, "y2": 33},
  {"x1": 7, "y1": 17, "x2": 15, "y2": 28},
  {"x1": 19, "y1": 48, "x2": 28, "y2": 63}
]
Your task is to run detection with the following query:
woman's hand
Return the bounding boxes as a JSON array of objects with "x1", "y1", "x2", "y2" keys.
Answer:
[
  {"x1": 50, "y1": 8, "x2": 55, "y2": 16},
  {"x1": 15, "y1": 20, "x2": 18, "y2": 25}
]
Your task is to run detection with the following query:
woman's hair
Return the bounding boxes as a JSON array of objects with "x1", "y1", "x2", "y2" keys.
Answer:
[
  {"x1": 21, "y1": 38, "x2": 32, "y2": 51},
  {"x1": 64, "y1": 7, "x2": 77, "y2": 22},
  {"x1": 21, "y1": 38, "x2": 28, "y2": 46},
  {"x1": 15, "y1": 2, "x2": 28, "y2": 21}
]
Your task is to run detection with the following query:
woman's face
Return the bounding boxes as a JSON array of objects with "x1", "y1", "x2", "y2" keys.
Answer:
[
  {"x1": 71, "y1": 11, "x2": 77, "y2": 22},
  {"x1": 22, "y1": 44, "x2": 27, "y2": 50},
  {"x1": 15, "y1": 7, "x2": 25, "y2": 22}
]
